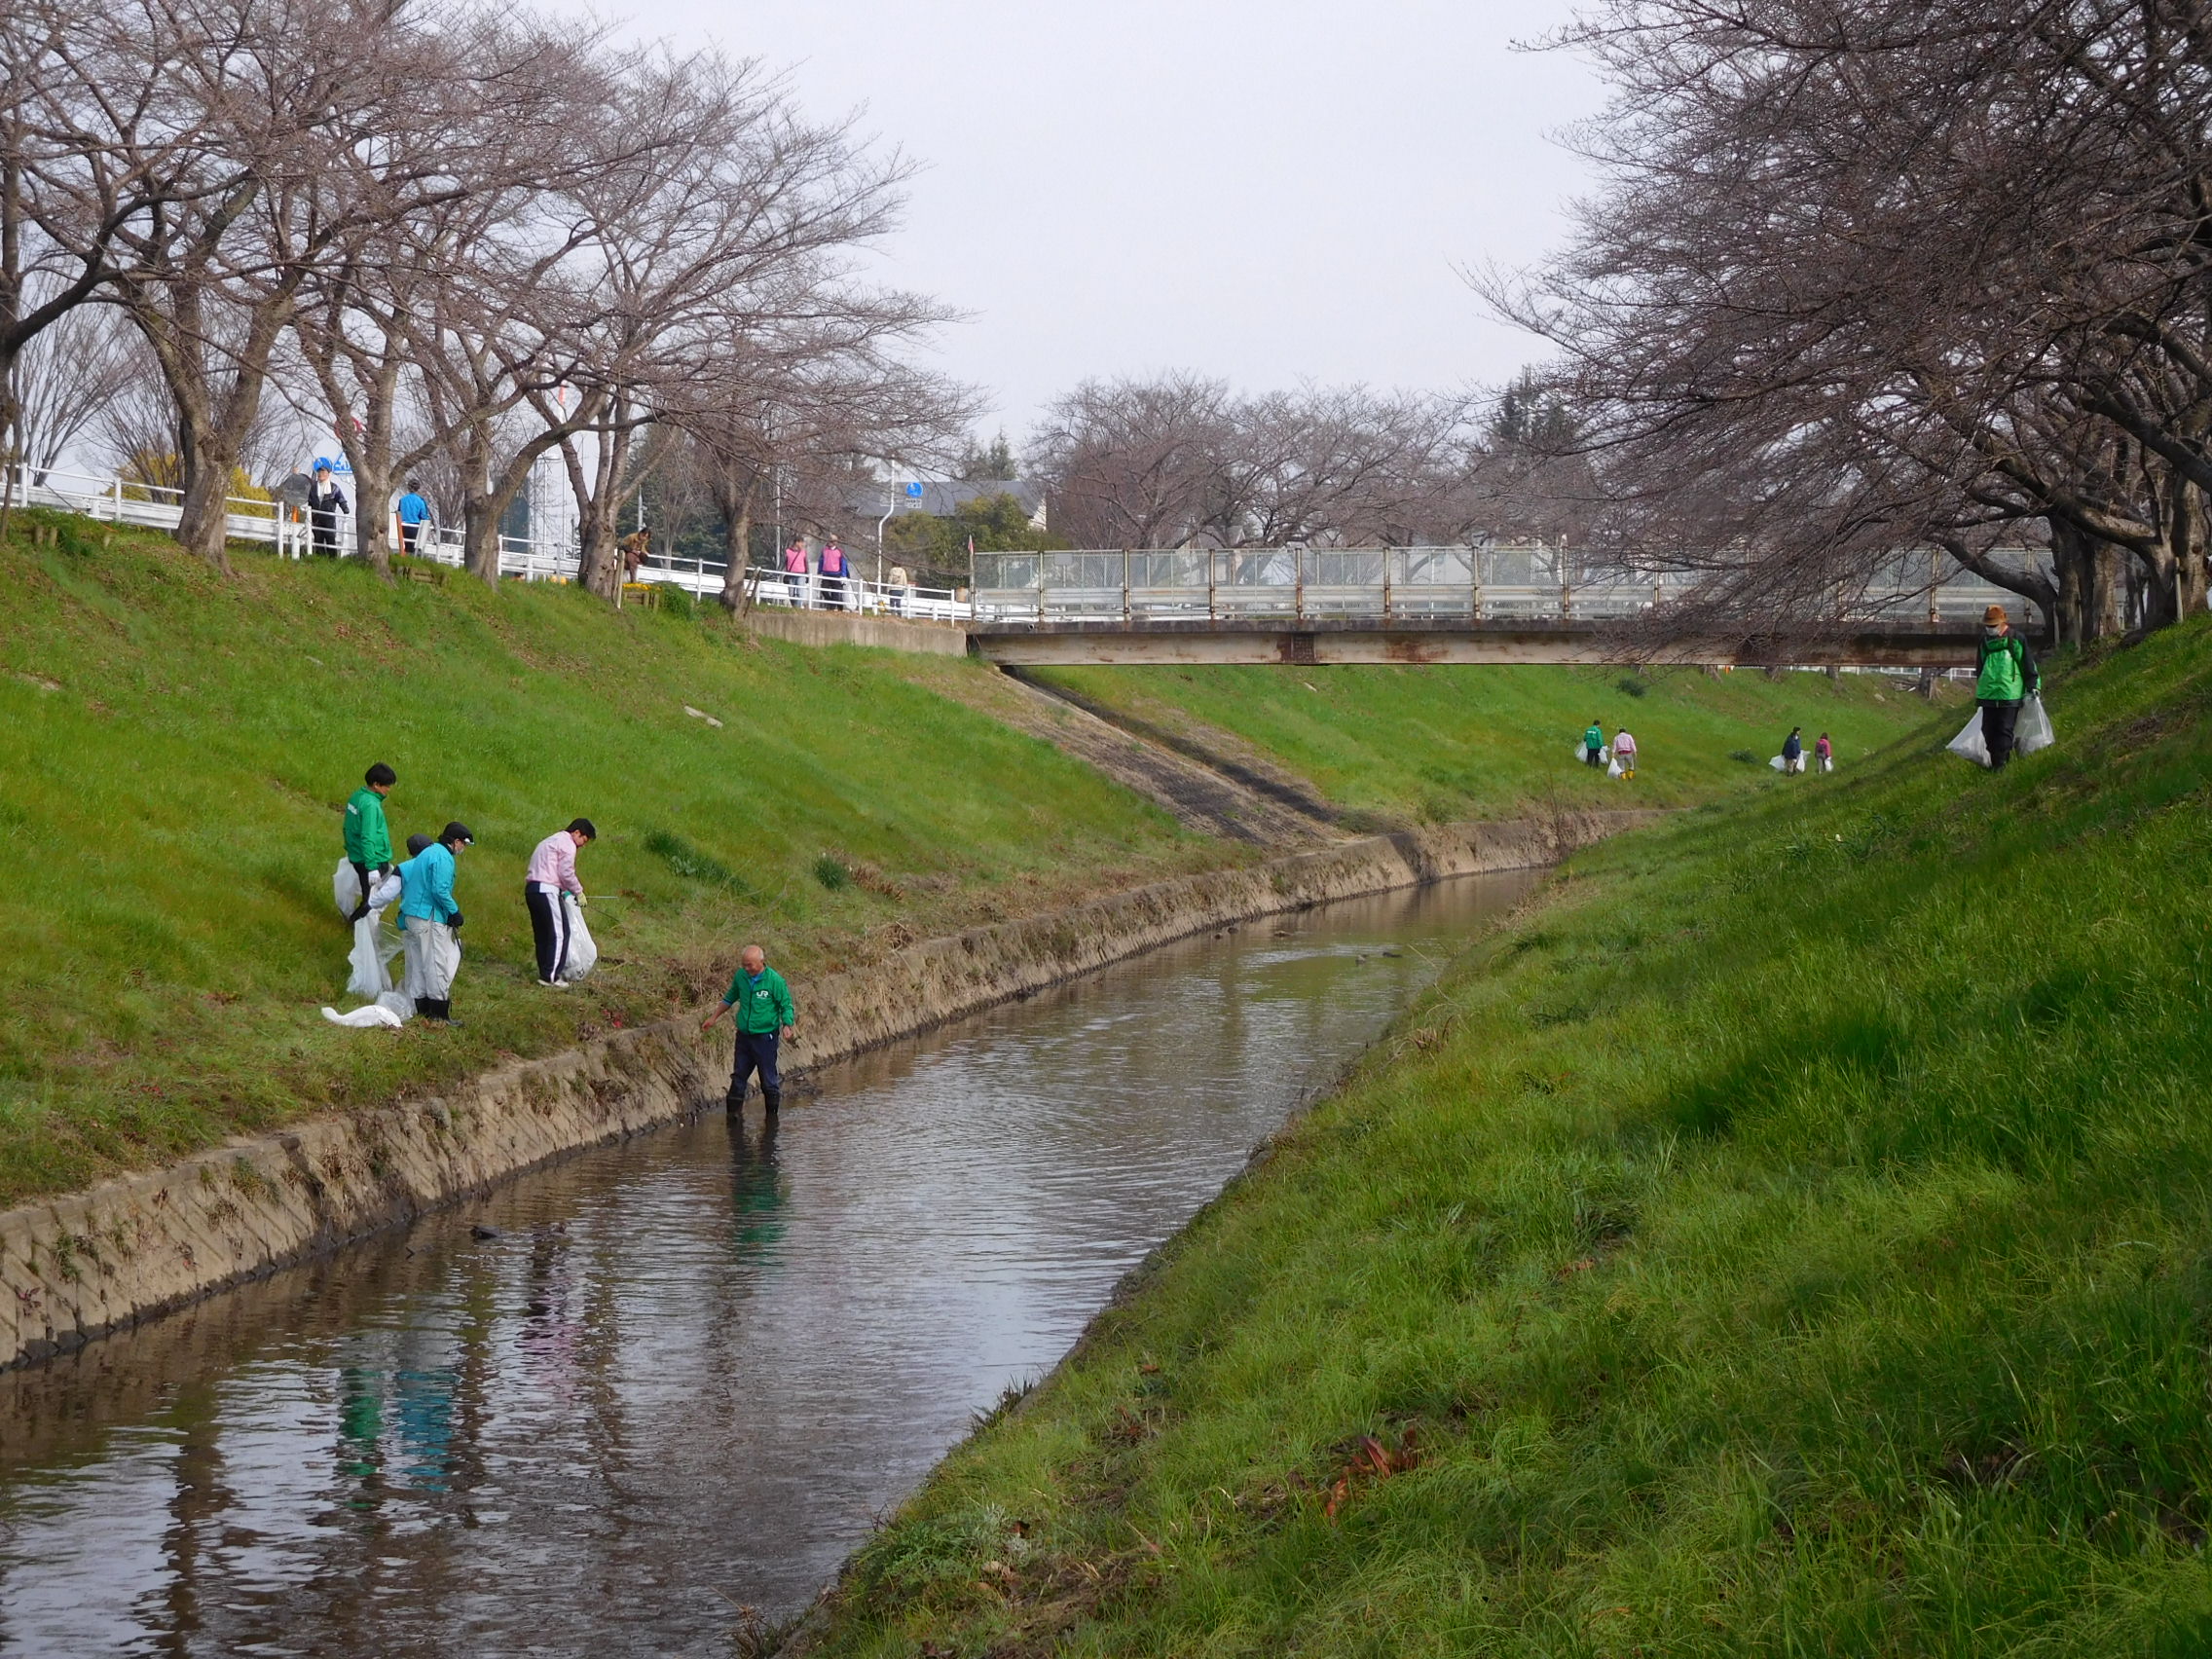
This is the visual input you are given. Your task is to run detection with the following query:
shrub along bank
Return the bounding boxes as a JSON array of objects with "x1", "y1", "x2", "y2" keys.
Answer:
[{"x1": 806, "y1": 620, "x2": 2212, "y2": 1656}]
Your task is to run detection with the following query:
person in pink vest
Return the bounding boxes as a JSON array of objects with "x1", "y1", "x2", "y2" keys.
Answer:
[
  {"x1": 524, "y1": 818, "x2": 596, "y2": 987},
  {"x1": 818, "y1": 539, "x2": 852, "y2": 609},
  {"x1": 780, "y1": 538, "x2": 811, "y2": 608}
]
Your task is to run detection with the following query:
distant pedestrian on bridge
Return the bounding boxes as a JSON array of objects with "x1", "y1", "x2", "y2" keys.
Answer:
[
  {"x1": 781, "y1": 538, "x2": 812, "y2": 607},
  {"x1": 1975, "y1": 605, "x2": 2041, "y2": 769},
  {"x1": 1612, "y1": 728, "x2": 1637, "y2": 780},
  {"x1": 1583, "y1": 719, "x2": 1605, "y2": 768},
  {"x1": 700, "y1": 945, "x2": 797, "y2": 1117}
]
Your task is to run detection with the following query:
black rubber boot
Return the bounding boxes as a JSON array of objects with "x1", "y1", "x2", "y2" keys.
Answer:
[
  {"x1": 724, "y1": 1090, "x2": 745, "y2": 1115},
  {"x1": 762, "y1": 1088, "x2": 781, "y2": 1116},
  {"x1": 415, "y1": 996, "x2": 434, "y2": 1020}
]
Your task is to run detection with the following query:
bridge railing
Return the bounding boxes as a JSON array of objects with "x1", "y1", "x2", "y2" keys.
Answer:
[{"x1": 973, "y1": 546, "x2": 2040, "y2": 629}]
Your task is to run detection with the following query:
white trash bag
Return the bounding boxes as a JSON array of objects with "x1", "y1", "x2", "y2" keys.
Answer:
[
  {"x1": 1947, "y1": 709, "x2": 1992, "y2": 767},
  {"x1": 1607, "y1": 757, "x2": 1624, "y2": 778},
  {"x1": 322, "y1": 1002, "x2": 404, "y2": 1029},
  {"x1": 333, "y1": 856, "x2": 362, "y2": 919},
  {"x1": 343, "y1": 871, "x2": 408, "y2": 999},
  {"x1": 1770, "y1": 755, "x2": 1788, "y2": 771},
  {"x1": 2017, "y1": 693, "x2": 2055, "y2": 756},
  {"x1": 562, "y1": 893, "x2": 599, "y2": 979}
]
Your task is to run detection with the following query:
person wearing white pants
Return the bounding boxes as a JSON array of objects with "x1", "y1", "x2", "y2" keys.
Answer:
[{"x1": 398, "y1": 821, "x2": 473, "y2": 1022}]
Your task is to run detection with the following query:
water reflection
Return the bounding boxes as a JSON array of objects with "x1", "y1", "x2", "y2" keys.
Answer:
[{"x1": 0, "y1": 871, "x2": 1532, "y2": 1656}]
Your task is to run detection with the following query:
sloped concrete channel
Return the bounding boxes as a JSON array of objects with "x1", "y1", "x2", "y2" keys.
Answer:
[{"x1": 0, "y1": 811, "x2": 1659, "y2": 1378}]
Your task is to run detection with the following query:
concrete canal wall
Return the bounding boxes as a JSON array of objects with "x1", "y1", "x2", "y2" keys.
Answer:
[{"x1": 0, "y1": 810, "x2": 1661, "y2": 1371}]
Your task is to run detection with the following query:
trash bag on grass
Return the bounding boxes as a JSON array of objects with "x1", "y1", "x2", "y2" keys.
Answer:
[
  {"x1": 2018, "y1": 693, "x2": 2055, "y2": 755},
  {"x1": 1607, "y1": 757, "x2": 1624, "y2": 778},
  {"x1": 562, "y1": 893, "x2": 598, "y2": 979},
  {"x1": 322, "y1": 1002, "x2": 404, "y2": 1029},
  {"x1": 334, "y1": 857, "x2": 361, "y2": 919}
]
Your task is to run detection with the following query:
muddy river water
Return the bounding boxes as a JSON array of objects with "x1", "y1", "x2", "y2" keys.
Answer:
[{"x1": 0, "y1": 870, "x2": 1533, "y2": 1657}]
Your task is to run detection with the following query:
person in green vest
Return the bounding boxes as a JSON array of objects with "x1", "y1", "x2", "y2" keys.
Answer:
[
  {"x1": 699, "y1": 944, "x2": 798, "y2": 1117},
  {"x1": 1976, "y1": 604, "x2": 2041, "y2": 769},
  {"x1": 1583, "y1": 719, "x2": 1605, "y2": 768},
  {"x1": 343, "y1": 763, "x2": 396, "y2": 922}
]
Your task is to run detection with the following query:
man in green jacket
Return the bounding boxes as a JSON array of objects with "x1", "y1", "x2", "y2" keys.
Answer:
[
  {"x1": 1583, "y1": 719, "x2": 1605, "y2": 768},
  {"x1": 1975, "y1": 604, "x2": 2042, "y2": 770},
  {"x1": 343, "y1": 763, "x2": 396, "y2": 922},
  {"x1": 700, "y1": 944, "x2": 797, "y2": 1116}
]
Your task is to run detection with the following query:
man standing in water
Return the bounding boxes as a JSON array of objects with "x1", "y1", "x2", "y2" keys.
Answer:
[{"x1": 700, "y1": 944, "x2": 797, "y2": 1116}]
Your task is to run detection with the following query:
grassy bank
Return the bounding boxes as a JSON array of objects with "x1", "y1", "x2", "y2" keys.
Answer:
[
  {"x1": 0, "y1": 514, "x2": 1941, "y2": 1216},
  {"x1": 0, "y1": 516, "x2": 1226, "y2": 1207},
  {"x1": 1027, "y1": 661, "x2": 1942, "y2": 822},
  {"x1": 809, "y1": 622, "x2": 2212, "y2": 1655}
]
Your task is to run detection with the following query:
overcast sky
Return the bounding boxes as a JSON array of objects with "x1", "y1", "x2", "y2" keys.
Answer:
[{"x1": 605, "y1": 0, "x2": 1605, "y2": 449}]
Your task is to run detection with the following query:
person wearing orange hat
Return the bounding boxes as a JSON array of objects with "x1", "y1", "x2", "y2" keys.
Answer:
[{"x1": 1975, "y1": 604, "x2": 2040, "y2": 769}]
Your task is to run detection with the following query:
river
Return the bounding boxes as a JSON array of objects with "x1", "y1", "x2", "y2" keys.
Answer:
[{"x1": 0, "y1": 870, "x2": 1533, "y2": 1657}]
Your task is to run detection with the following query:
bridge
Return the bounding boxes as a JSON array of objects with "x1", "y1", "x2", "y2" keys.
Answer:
[
  {"x1": 8, "y1": 463, "x2": 2022, "y2": 667},
  {"x1": 960, "y1": 550, "x2": 2013, "y2": 668}
]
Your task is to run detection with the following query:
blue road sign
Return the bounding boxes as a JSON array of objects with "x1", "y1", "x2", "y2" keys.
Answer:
[{"x1": 904, "y1": 481, "x2": 924, "y2": 498}]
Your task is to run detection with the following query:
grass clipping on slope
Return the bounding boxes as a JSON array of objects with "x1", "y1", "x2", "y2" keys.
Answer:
[{"x1": 808, "y1": 621, "x2": 2212, "y2": 1658}]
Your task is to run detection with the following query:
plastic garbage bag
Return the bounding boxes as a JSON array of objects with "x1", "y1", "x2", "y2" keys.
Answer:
[
  {"x1": 2017, "y1": 693, "x2": 2055, "y2": 755},
  {"x1": 334, "y1": 857, "x2": 362, "y2": 919},
  {"x1": 1947, "y1": 709, "x2": 1991, "y2": 767},
  {"x1": 322, "y1": 1003, "x2": 404, "y2": 1028},
  {"x1": 1770, "y1": 755, "x2": 1788, "y2": 771},
  {"x1": 369, "y1": 870, "x2": 404, "y2": 908},
  {"x1": 1607, "y1": 757, "x2": 1624, "y2": 778},
  {"x1": 562, "y1": 893, "x2": 598, "y2": 979},
  {"x1": 346, "y1": 911, "x2": 406, "y2": 999}
]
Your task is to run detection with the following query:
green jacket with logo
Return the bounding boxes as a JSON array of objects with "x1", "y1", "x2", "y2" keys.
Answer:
[
  {"x1": 343, "y1": 787, "x2": 391, "y2": 866},
  {"x1": 1976, "y1": 633, "x2": 2040, "y2": 703},
  {"x1": 721, "y1": 966, "x2": 796, "y2": 1034},
  {"x1": 1583, "y1": 723, "x2": 1604, "y2": 752}
]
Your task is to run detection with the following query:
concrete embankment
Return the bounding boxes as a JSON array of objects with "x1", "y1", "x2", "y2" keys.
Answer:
[{"x1": 0, "y1": 810, "x2": 1658, "y2": 1371}]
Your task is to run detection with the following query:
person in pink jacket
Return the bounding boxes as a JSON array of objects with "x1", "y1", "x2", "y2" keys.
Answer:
[{"x1": 525, "y1": 818, "x2": 596, "y2": 987}]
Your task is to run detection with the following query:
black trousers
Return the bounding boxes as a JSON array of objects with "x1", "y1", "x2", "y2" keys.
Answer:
[
  {"x1": 1980, "y1": 699, "x2": 2021, "y2": 769},
  {"x1": 349, "y1": 861, "x2": 373, "y2": 922},
  {"x1": 525, "y1": 883, "x2": 570, "y2": 981},
  {"x1": 400, "y1": 523, "x2": 422, "y2": 557},
  {"x1": 311, "y1": 514, "x2": 340, "y2": 556},
  {"x1": 728, "y1": 1029, "x2": 781, "y2": 1105}
]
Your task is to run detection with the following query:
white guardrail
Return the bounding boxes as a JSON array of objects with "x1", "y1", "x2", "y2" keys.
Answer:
[
  {"x1": 9, "y1": 462, "x2": 2036, "y2": 629},
  {"x1": 969, "y1": 549, "x2": 2038, "y2": 628}
]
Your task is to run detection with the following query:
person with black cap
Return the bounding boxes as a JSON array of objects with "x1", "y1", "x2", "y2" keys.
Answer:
[
  {"x1": 524, "y1": 818, "x2": 596, "y2": 988},
  {"x1": 398, "y1": 821, "x2": 472, "y2": 1022}
]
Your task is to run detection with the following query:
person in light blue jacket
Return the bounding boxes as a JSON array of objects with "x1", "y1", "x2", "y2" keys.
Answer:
[{"x1": 398, "y1": 821, "x2": 472, "y2": 1022}]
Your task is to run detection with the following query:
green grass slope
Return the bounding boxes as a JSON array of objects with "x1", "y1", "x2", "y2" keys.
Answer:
[
  {"x1": 1029, "y1": 661, "x2": 1945, "y2": 823},
  {"x1": 810, "y1": 623, "x2": 2212, "y2": 1656},
  {"x1": 0, "y1": 516, "x2": 1227, "y2": 1206}
]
